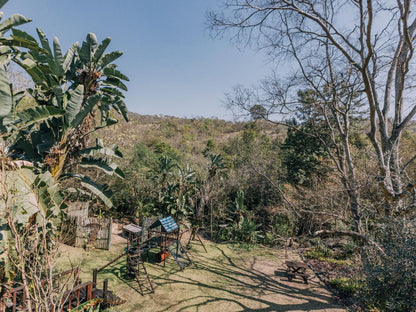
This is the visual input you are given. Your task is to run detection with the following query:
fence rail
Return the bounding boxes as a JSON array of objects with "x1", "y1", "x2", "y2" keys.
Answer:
[{"x1": 6, "y1": 268, "x2": 80, "y2": 312}]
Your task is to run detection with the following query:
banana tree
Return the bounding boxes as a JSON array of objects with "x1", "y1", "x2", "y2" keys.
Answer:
[
  {"x1": 176, "y1": 164, "x2": 198, "y2": 219},
  {"x1": 8, "y1": 30, "x2": 128, "y2": 207},
  {"x1": 0, "y1": 2, "x2": 127, "y2": 309},
  {"x1": 0, "y1": 65, "x2": 66, "y2": 305},
  {"x1": 0, "y1": 0, "x2": 44, "y2": 62},
  {"x1": 74, "y1": 32, "x2": 129, "y2": 122}
]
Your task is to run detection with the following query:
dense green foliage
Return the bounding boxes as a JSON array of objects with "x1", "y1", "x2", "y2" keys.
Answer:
[
  {"x1": 0, "y1": 1, "x2": 128, "y2": 309},
  {"x1": 361, "y1": 219, "x2": 416, "y2": 311}
]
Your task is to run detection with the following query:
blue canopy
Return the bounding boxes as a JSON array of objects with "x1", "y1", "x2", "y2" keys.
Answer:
[{"x1": 149, "y1": 216, "x2": 179, "y2": 233}]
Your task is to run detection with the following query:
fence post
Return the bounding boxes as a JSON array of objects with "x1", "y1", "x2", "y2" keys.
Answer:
[
  {"x1": 68, "y1": 292, "x2": 72, "y2": 311},
  {"x1": 74, "y1": 267, "x2": 79, "y2": 285},
  {"x1": 107, "y1": 217, "x2": 112, "y2": 250},
  {"x1": 87, "y1": 283, "x2": 93, "y2": 301},
  {"x1": 103, "y1": 279, "x2": 108, "y2": 306},
  {"x1": 93, "y1": 268, "x2": 97, "y2": 289}
]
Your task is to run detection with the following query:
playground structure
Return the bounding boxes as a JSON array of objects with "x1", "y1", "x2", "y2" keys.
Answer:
[
  {"x1": 124, "y1": 216, "x2": 193, "y2": 294},
  {"x1": 4, "y1": 216, "x2": 206, "y2": 311},
  {"x1": 94, "y1": 216, "x2": 201, "y2": 296}
]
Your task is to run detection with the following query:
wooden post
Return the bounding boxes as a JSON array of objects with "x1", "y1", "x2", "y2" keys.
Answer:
[
  {"x1": 13, "y1": 292, "x2": 17, "y2": 310},
  {"x1": 107, "y1": 217, "x2": 112, "y2": 250},
  {"x1": 103, "y1": 279, "x2": 108, "y2": 306},
  {"x1": 87, "y1": 283, "x2": 93, "y2": 301},
  {"x1": 74, "y1": 267, "x2": 79, "y2": 285},
  {"x1": 76, "y1": 289, "x2": 80, "y2": 307},
  {"x1": 92, "y1": 268, "x2": 97, "y2": 289}
]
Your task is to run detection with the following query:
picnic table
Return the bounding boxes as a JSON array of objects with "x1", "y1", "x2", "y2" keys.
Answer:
[{"x1": 285, "y1": 260, "x2": 310, "y2": 284}]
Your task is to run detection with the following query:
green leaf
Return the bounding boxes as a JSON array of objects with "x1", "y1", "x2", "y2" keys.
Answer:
[
  {"x1": 33, "y1": 171, "x2": 65, "y2": 217},
  {"x1": 111, "y1": 96, "x2": 129, "y2": 121},
  {"x1": 101, "y1": 77, "x2": 127, "y2": 91},
  {"x1": 0, "y1": 0, "x2": 8, "y2": 10},
  {"x1": 79, "y1": 142, "x2": 123, "y2": 158},
  {"x1": 81, "y1": 178, "x2": 113, "y2": 208},
  {"x1": 103, "y1": 67, "x2": 129, "y2": 81},
  {"x1": 0, "y1": 63, "x2": 12, "y2": 117},
  {"x1": 66, "y1": 85, "x2": 84, "y2": 124},
  {"x1": 0, "y1": 14, "x2": 31, "y2": 34},
  {"x1": 78, "y1": 156, "x2": 125, "y2": 179},
  {"x1": 0, "y1": 45, "x2": 9, "y2": 63},
  {"x1": 13, "y1": 57, "x2": 46, "y2": 84},
  {"x1": 98, "y1": 51, "x2": 123, "y2": 69},
  {"x1": 86, "y1": 32, "x2": 98, "y2": 51},
  {"x1": 3, "y1": 36, "x2": 44, "y2": 51},
  {"x1": 79, "y1": 33, "x2": 98, "y2": 64},
  {"x1": 60, "y1": 174, "x2": 114, "y2": 208},
  {"x1": 100, "y1": 86, "x2": 125, "y2": 98},
  {"x1": 93, "y1": 37, "x2": 111, "y2": 64},
  {"x1": 53, "y1": 37, "x2": 64, "y2": 76},
  {"x1": 71, "y1": 93, "x2": 99, "y2": 128},
  {"x1": 17, "y1": 106, "x2": 65, "y2": 129},
  {"x1": 11, "y1": 28, "x2": 37, "y2": 43},
  {"x1": 36, "y1": 28, "x2": 52, "y2": 55},
  {"x1": 63, "y1": 42, "x2": 78, "y2": 72},
  {"x1": 52, "y1": 85, "x2": 64, "y2": 108},
  {"x1": 3, "y1": 168, "x2": 38, "y2": 224}
]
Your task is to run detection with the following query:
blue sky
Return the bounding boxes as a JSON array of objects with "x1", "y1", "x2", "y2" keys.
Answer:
[{"x1": 3, "y1": 0, "x2": 271, "y2": 120}]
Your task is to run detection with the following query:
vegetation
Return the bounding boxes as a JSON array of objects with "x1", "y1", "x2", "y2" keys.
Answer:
[
  {"x1": 329, "y1": 277, "x2": 362, "y2": 297},
  {"x1": 0, "y1": 0, "x2": 127, "y2": 310},
  {"x1": 1, "y1": 0, "x2": 416, "y2": 311},
  {"x1": 56, "y1": 237, "x2": 341, "y2": 312}
]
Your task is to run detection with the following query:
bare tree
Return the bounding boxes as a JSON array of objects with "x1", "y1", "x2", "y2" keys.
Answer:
[{"x1": 209, "y1": 0, "x2": 416, "y2": 222}]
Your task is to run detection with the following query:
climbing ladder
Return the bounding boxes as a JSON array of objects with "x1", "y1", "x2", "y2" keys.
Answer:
[
  {"x1": 166, "y1": 240, "x2": 192, "y2": 271},
  {"x1": 127, "y1": 238, "x2": 154, "y2": 295}
]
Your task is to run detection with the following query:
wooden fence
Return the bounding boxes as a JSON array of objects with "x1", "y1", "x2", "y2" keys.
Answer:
[
  {"x1": 69, "y1": 216, "x2": 112, "y2": 250},
  {"x1": 6, "y1": 269, "x2": 80, "y2": 312}
]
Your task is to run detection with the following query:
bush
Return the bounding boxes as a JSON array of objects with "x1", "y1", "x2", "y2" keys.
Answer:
[
  {"x1": 329, "y1": 277, "x2": 362, "y2": 297},
  {"x1": 218, "y1": 218, "x2": 262, "y2": 245},
  {"x1": 304, "y1": 241, "x2": 333, "y2": 259},
  {"x1": 272, "y1": 213, "x2": 298, "y2": 237},
  {"x1": 361, "y1": 218, "x2": 416, "y2": 312}
]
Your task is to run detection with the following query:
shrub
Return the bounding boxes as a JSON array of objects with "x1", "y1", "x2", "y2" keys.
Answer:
[
  {"x1": 304, "y1": 241, "x2": 333, "y2": 259},
  {"x1": 272, "y1": 213, "x2": 298, "y2": 237},
  {"x1": 361, "y1": 218, "x2": 416, "y2": 312},
  {"x1": 329, "y1": 277, "x2": 362, "y2": 297}
]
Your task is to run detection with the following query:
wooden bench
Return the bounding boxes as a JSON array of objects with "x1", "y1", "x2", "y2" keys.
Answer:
[{"x1": 285, "y1": 260, "x2": 310, "y2": 284}]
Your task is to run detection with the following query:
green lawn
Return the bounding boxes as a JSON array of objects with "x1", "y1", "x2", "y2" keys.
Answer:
[{"x1": 56, "y1": 234, "x2": 345, "y2": 312}]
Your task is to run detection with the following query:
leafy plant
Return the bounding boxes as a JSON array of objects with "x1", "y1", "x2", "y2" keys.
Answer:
[
  {"x1": 219, "y1": 191, "x2": 263, "y2": 244},
  {"x1": 329, "y1": 277, "x2": 362, "y2": 297},
  {"x1": 0, "y1": 1, "x2": 128, "y2": 310},
  {"x1": 304, "y1": 242, "x2": 333, "y2": 260},
  {"x1": 361, "y1": 218, "x2": 416, "y2": 312},
  {"x1": 5, "y1": 29, "x2": 128, "y2": 208}
]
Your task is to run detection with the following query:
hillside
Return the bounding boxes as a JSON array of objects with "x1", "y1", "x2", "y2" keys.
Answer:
[{"x1": 95, "y1": 112, "x2": 285, "y2": 165}]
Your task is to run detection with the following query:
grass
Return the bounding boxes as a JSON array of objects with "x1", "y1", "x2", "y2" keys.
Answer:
[{"x1": 56, "y1": 235, "x2": 345, "y2": 312}]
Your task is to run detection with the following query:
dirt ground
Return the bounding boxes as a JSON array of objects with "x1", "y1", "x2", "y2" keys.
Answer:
[{"x1": 57, "y1": 223, "x2": 346, "y2": 312}]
